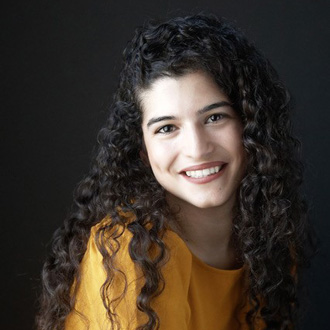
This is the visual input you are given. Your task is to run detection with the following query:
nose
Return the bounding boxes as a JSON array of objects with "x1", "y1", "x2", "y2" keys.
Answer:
[{"x1": 181, "y1": 124, "x2": 214, "y2": 159}]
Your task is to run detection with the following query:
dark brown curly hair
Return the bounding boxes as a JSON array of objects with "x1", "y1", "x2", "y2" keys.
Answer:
[{"x1": 36, "y1": 14, "x2": 314, "y2": 330}]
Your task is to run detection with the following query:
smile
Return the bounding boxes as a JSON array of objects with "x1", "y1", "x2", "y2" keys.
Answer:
[
  {"x1": 180, "y1": 162, "x2": 227, "y2": 184},
  {"x1": 186, "y1": 165, "x2": 223, "y2": 178}
]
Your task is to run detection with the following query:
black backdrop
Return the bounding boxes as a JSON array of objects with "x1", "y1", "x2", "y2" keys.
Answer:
[{"x1": 2, "y1": 0, "x2": 329, "y2": 329}]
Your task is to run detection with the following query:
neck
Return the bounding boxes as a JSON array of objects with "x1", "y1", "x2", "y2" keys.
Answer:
[{"x1": 167, "y1": 195, "x2": 240, "y2": 270}]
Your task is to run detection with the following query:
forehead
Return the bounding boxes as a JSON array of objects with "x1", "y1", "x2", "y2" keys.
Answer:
[{"x1": 139, "y1": 71, "x2": 229, "y2": 120}]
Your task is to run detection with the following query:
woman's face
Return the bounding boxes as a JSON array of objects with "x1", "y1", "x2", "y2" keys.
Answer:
[{"x1": 140, "y1": 71, "x2": 246, "y2": 211}]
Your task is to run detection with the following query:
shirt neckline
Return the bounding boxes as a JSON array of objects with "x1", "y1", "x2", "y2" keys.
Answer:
[{"x1": 167, "y1": 228, "x2": 245, "y2": 275}]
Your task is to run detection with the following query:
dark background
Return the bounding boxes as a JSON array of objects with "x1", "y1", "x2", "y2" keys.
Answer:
[{"x1": 1, "y1": 0, "x2": 329, "y2": 329}]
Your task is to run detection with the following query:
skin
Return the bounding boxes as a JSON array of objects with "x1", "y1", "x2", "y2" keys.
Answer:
[{"x1": 140, "y1": 71, "x2": 246, "y2": 269}]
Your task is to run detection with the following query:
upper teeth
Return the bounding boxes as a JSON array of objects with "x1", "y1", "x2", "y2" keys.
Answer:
[{"x1": 186, "y1": 166, "x2": 222, "y2": 178}]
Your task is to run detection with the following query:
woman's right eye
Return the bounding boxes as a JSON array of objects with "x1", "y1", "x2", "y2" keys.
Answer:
[{"x1": 156, "y1": 125, "x2": 175, "y2": 134}]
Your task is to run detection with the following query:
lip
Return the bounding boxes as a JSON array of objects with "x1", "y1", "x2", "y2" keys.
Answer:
[
  {"x1": 180, "y1": 161, "x2": 227, "y2": 173},
  {"x1": 180, "y1": 162, "x2": 228, "y2": 184}
]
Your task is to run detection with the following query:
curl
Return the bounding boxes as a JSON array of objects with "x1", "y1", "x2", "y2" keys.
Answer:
[{"x1": 37, "y1": 14, "x2": 316, "y2": 330}]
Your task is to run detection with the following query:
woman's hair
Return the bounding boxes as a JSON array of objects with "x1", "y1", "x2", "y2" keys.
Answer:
[{"x1": 36, "y1": 14, "x2": 315, "y2": 330}]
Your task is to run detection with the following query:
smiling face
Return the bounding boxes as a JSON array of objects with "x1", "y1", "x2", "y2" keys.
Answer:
[{"x1": 140, "y1": 71, "x2": 246, "y2": 213}]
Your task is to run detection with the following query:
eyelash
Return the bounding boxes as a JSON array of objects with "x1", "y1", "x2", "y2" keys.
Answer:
[
  {"x1": 205, "y1": 113, "x2": 226, "y2": 123},
  {"x1": 156, "y1": 125, "x2": 175, "y2": 134},
  {"x1": 155, "y1": 113, "x2": 227, "y2": 134}
]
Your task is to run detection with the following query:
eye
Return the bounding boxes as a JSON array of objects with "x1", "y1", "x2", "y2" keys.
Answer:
[
  {"x1": 205, "y1": 113, "x2": 225, "y2": 123},
  {"x1": 156, "y1": 124, "x2": 176, "y2": 134}
]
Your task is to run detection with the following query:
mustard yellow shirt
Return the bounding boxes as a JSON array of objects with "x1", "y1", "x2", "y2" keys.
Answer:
[{"x1": 65, "y1": 222, "x2": 261, "y2": 330}]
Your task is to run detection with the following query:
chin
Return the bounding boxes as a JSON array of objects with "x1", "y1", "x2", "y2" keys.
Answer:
[{"x1": 186, "y1": 198, "x2": 226, "y2": 209}]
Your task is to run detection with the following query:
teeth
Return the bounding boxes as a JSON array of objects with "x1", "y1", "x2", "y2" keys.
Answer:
[{"x1": 185, "y1": 165, "x2": 222, "y2": 178}]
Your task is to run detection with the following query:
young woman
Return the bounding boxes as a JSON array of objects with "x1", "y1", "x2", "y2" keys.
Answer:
[{"x1": 36, "y1": 14, "x2": 313, "y2": 330}]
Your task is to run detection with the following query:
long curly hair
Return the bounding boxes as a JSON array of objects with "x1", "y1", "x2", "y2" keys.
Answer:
[{"x1": 36, "y1": 14, "x2": 314, "y2": 330}]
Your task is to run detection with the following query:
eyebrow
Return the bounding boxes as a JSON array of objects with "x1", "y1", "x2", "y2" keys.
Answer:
[{"x1": 146, "y1": 101, "x2": 233, "y2": 128}]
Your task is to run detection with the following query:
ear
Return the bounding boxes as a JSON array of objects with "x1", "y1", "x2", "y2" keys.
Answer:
[{"x1": 139, "y1": 149, "x2": 150, "y2": 166}]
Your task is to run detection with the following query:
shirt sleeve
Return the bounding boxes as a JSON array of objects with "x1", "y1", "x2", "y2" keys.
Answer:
[{"x1": 65, "y1": 226, "x2": 192, "y2": 330}]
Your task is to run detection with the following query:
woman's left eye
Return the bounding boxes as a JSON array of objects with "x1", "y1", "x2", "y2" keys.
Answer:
[{"x1": 206, "y1": 113, "x2": 225, "y2": 123}]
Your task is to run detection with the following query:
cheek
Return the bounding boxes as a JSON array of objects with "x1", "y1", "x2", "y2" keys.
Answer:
[
  {"x1": 146, "y1": 138, "x2": 175, "y2": 159},
  {"x1": 147, "y1": 143, "x2": 179, "y2": 178},
  {"x1": 228, "y1": 124, "x2": 244, "y2": 152},
  {"x1": 234, "y1": 139, "x2": 247, "y2": 175},
  {"x1": 145, "y1": 142, "x2": 166, "y2": 171},
  {"x1": 220, "y1": 129, "x2": 243, "y2": 153},
  {"x1": 145, "y1": 141, "x2": 159, "y2": 157}
]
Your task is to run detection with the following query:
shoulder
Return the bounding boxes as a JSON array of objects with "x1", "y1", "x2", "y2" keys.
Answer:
[
  {"x1": 88, "y1": 219, "x2": 194, "y2": 287},
  {"x1": 66, "y1": 217, "x2": 141, "y2": 329},
  {"x1": 66, "y1": 216, "x2": 194, "y2": 329},
  {"x1": 85, "y1": 216, "x2": 139, "y2": 285},
  {"x1": 88, "y1": 217, "x2": 193, "y2": 275}
]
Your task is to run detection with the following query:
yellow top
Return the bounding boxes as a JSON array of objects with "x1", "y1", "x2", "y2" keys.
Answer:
[{"x1": 65, "y1": 222, "x2": 263, "y2": 330}]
